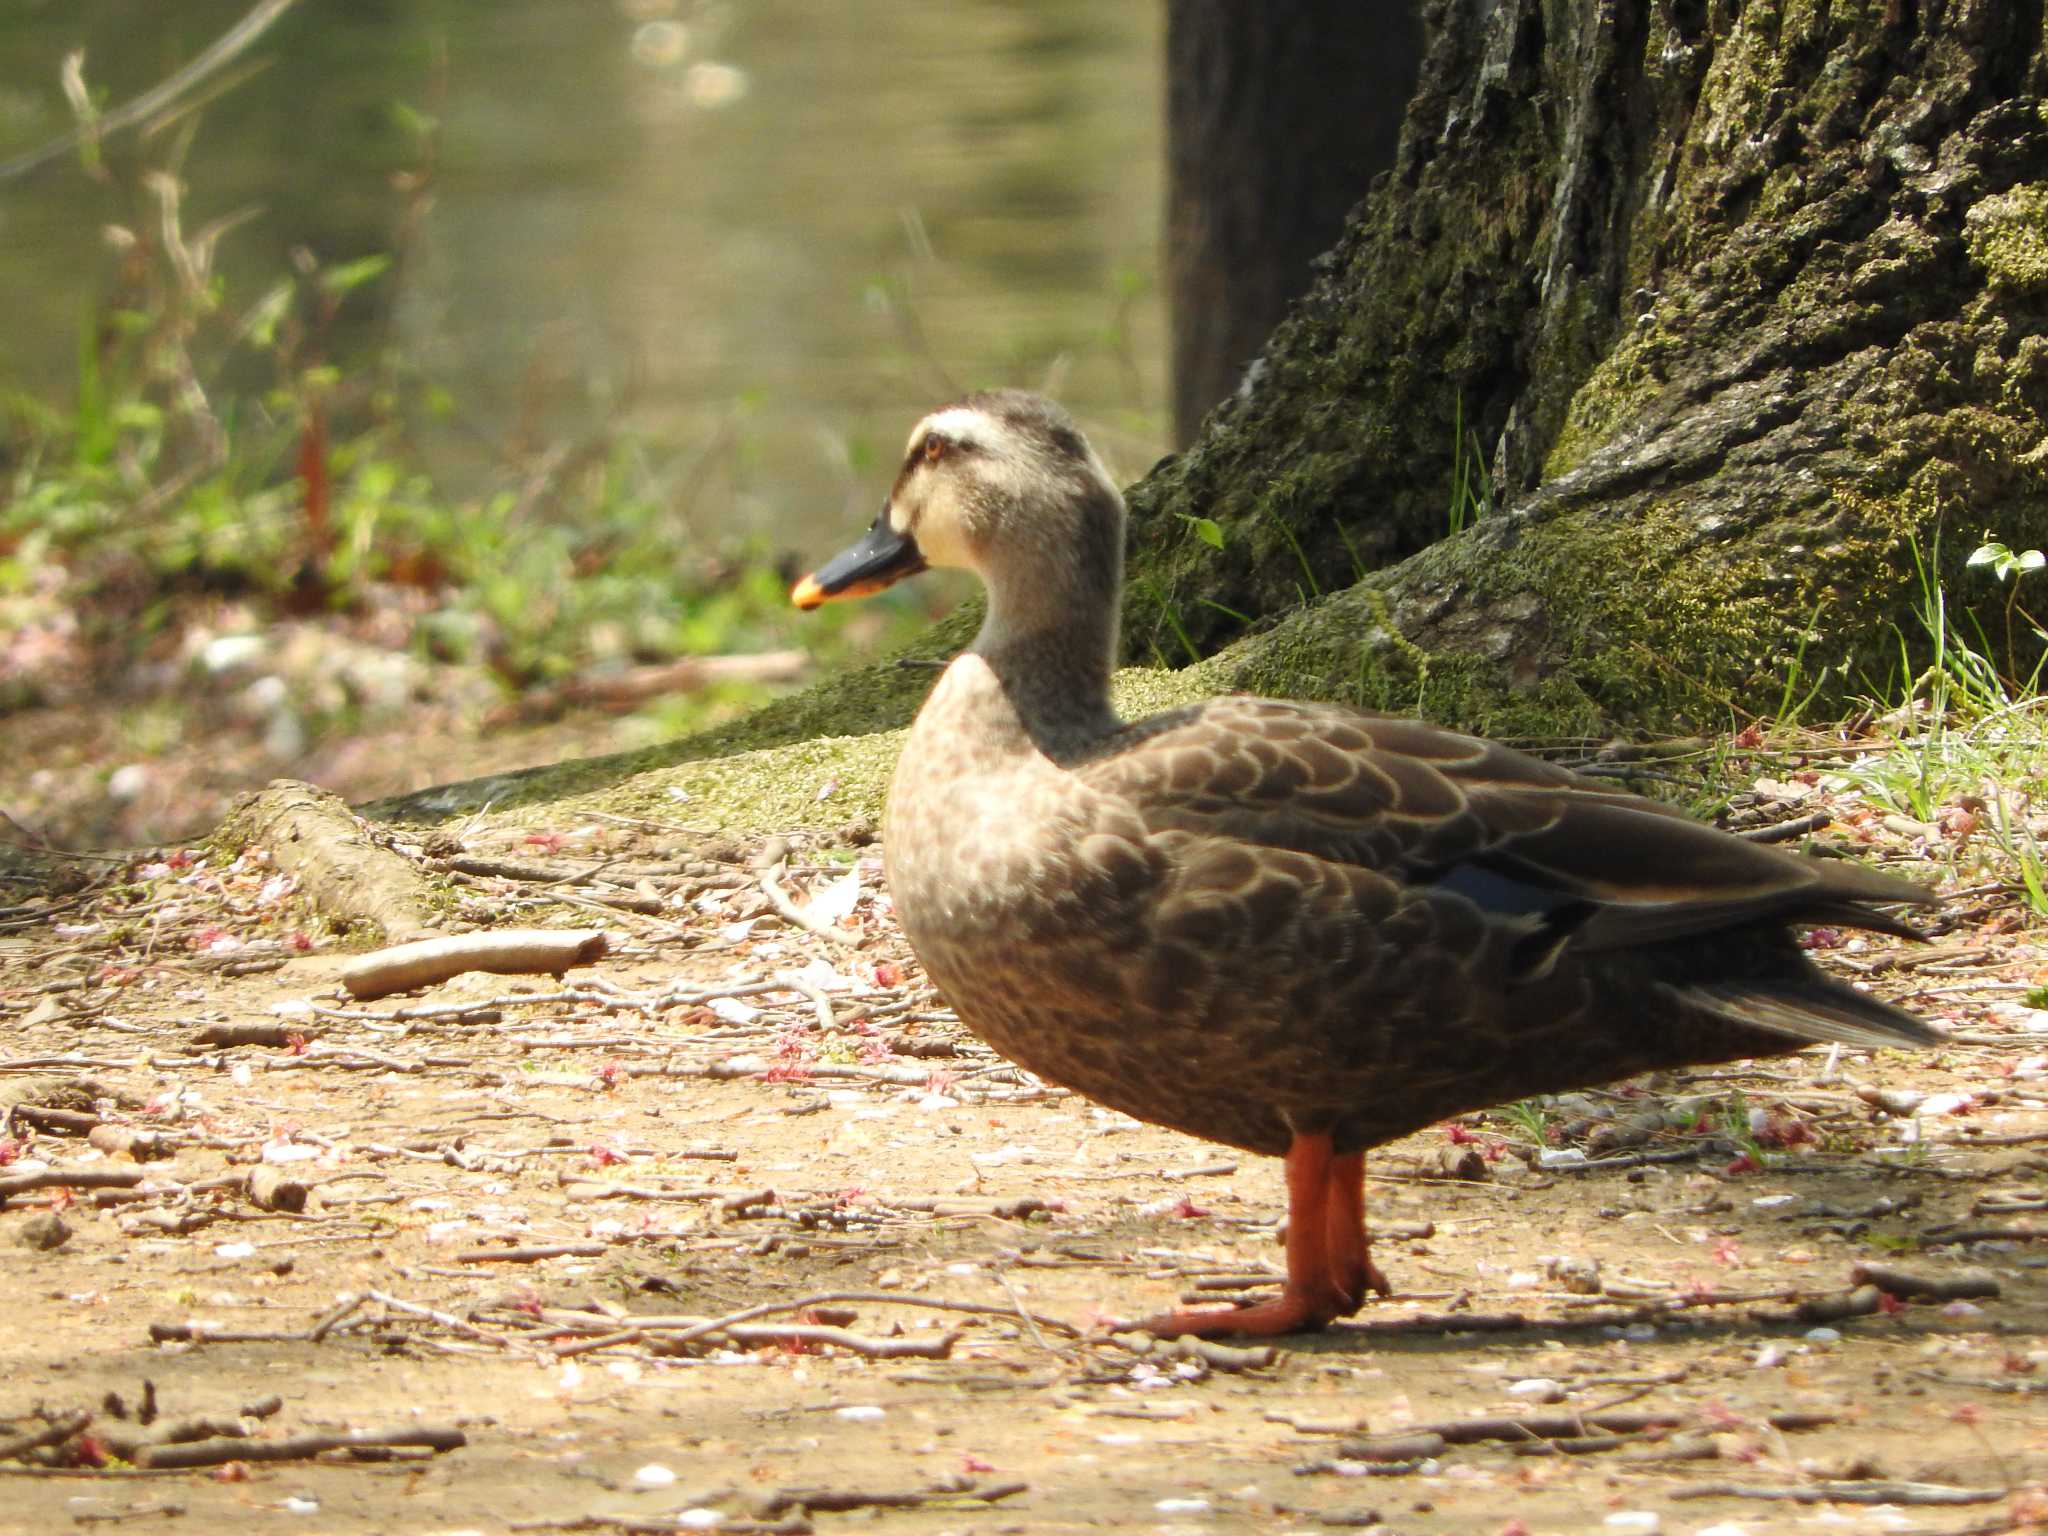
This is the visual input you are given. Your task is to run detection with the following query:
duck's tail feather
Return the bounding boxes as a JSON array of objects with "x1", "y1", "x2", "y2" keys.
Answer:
[{"x1": 1663, "y1": 979, "x2": 1943, "y2": 1052}]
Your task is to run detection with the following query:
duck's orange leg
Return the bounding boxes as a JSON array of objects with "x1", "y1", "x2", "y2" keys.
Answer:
[
  {"x1": 1135, "y1": 1132, "x2": 1381, "y2": 1339},
  {"x1": 1323, "y1": 1150, "x2": 1392, "y2": 1307}
]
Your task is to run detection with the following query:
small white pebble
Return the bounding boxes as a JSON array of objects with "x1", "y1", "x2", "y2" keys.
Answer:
[
  {"x1": 212, "y1": 1242, "x2": 256, "y2": 1260},
  {"x1": 280, "y1": 1495, "x2": 319, "y2": 1514},
  {"x1": 1754, "y1": 1343, "x2": 1788, "y2": 1368},
  {"x1": 1507, "y1": 1377, "x2": 1565, "y2": 1401},
  {"x1": 1623, "y1": 1323, "x2": 1657, "y2": 1342},
  {"x1": 1155, "y1": 1498, "x2": 1210, "y2": 1513},
  {"x1": 1750, "y1": 1193, "x2": 1798, "y2": 1208},
  {"x1": 673, "y1": 1513, "x2": 722, "y2": 1532},
  {"x1": 1537, "y1": 1148, "x2": 1587, "y2": 1167},
  {"x1": 633, "y1": 1464, "x2": 677, "y2": 1488},
  {"x1": 835, "y1": 1405, "x2": 885, "y2": 1421},
  {"x1": 1604, "y1": 1513, "x2": 1660, "y2": 1533},
  {"x1": 1804, "y1": 1326, "x2": 1842, "y2": 1343}
]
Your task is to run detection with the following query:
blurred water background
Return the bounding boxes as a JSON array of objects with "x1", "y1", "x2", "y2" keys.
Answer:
[{"x1": 0, "y1": 0, "x2": 1168, "y2": 547}]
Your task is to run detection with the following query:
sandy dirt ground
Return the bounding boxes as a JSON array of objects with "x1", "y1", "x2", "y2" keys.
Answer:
[{"x1": 3, "y1": 808, "x2": 2047, "y2": 1536}]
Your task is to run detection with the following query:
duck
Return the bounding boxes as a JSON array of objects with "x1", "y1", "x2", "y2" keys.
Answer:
[{"x1": 791, "y1": 389, "x2": 1939, "y2": 1339}]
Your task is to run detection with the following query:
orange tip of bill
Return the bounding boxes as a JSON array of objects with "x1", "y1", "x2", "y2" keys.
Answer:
[{"x1": 790, "y1": 573, "x2": 827, "y2": 610}]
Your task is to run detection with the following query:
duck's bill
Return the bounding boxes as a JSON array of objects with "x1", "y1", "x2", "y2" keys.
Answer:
[{"x1": 790, "y1": 515, "x2": 928, "y2": 609}]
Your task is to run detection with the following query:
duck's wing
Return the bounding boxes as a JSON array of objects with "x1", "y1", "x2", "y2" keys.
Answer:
[{"x1": 1075, "y1": 696, "x2": 1936, "y2": 955}]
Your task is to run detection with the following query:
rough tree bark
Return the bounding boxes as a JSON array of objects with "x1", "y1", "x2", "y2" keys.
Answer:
[
  {"x1": 1127, "y1": 0, "x2": 2048, "y2": 739},
  {"x1": 1165, "y1": 0, "x2": 1423, "y2": 446}
]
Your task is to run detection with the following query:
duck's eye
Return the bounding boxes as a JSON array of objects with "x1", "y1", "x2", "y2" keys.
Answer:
[{"x1": 923, "y1": 433, "x2": 946, "y2": 464}]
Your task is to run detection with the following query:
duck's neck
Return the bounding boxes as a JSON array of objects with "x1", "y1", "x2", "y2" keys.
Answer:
[{"x1": 964, "y1": 562, "x2": 1122, "y2": 759}]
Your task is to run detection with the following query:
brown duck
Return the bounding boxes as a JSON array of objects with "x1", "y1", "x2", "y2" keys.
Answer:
[{"x1": 793, "y1": 390, "x2": 1938, "y2": 1338}]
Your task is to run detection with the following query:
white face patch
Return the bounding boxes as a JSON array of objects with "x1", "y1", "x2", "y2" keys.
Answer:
[
  {"x1": 882, "y1": 400, "x2": 1115, "y2": 578},
  {"x1": 886, "y1": 406, "x2": 1019, "y2": 568},
  {"x1": 914, "y1": 406, "x2": 1021, "y2": 459}
]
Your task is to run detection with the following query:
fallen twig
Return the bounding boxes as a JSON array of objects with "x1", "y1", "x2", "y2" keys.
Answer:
[
  {"x1": 1737, "y1": 810, "x2": 1833, "y2": 843},
  {"x1": 1668, "y1": 1481, "x2": 2006, "y2": 1507},
  {"x1": 1393, "y1": 1408, "x2": 1688, "y2": 1446},
  {"x1": 1921, "y1": 1224, "x2": 2048, "y2": 1246},
  {"x1": 1851, "y1": 1261, "x2": 2001, "y2": 1300},
  {"x1": 341, "y1": 929, "x2": 610, "y2": 1000},
  {"x1": 136, "y1": 1423, "x2": 465, "y2": 1469},
  {"x1": 453, "y1": 1242, "x2": 610, "y2": 1264},
  {"x1": 0, "y1": 1166, "x2": 147, "y2": 1206},
  {"x1": 0, "y1": 1411, "x2": 91, "y2": 1463},
  {"x1": 758, "y1": 872, "x2": 858, "y2": 948},
  {"x1": 758, "y1": 1479, "x2": 1027, "y2": 1516}
]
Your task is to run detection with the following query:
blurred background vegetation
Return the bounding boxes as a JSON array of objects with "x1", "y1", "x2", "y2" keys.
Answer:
[{"x1": 0, "y1": 0, "x2": 1169, "y2": 847}]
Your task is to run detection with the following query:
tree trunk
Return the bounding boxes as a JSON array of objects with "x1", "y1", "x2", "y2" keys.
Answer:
[
  {"x1": 1128, "y1": 0, "x2": 2048, "y2": 739},
  {"x1": 1165, "y1": 0, "x2": 1423, "y2": 447}
]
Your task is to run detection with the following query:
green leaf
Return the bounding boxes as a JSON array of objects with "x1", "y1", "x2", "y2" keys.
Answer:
[
  {"x1": 1179, "y1": 514, "x2": 1225, "y2": 550},
  {"x1": 319, "y1": 255, "x2": 392, "y2": 297},
  {"x1": 241, "y1": 280, "x2": 295, "y2": 349}
]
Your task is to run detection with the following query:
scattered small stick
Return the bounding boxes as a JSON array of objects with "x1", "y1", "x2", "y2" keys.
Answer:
[
  {"x1": 1393, "y1": 1408, "x2": 1687, "y2": 1446},
  {"x1": 1668, "y1": 1481, "x2": 2006, "y2": 1507},
  {"x1": 1921, "y1": 1225, "x2": 2048, "y2": 1246},
  {"x1": 150, "y1": 1322, "x2": 338, "y2": 1345},
  {"x1": 365, "y1": 1289, "x2": 538, "y2": 1353},
  {"x1": 758, "y1": 872, "x2": 858, "y2": 948},
  {"x1": 0, "y1": 1411, "x2": 91, "y2": 1462},
  {"x1": 551, "y1": 1288, "x2": 1082, "y2": 1358},
  {"x1": 1328, "y1": 1432, "x2": 1448, "y2": 1463},
  {"x1": 307, "y1": 1293, "x2": 366, "y2": 1342},
  {"x1": 136, "y1": 1423, "x2": 466, "y2": 1469},
  {"x1": 758, "y1": 1479, "x2": 1027, "y2": 1517},
  {"x1": 1539, "y1": 1147, "x2": 1704, "y2": 1173},
  {"x1": 0, "y1": 1166, "x2": 147, "y2": 1206},
  {"x1": 511, "y1": 1516, "x2": 811, "y2": 1536},
  {"x1": 1782, "y1": 1285, "x2": 1884, "y2": 1324},
  {"x1": 894, "y1": 1196, "x2": 1055, "y2": 1220},
  {"x1": 700, "y1": 1324, "x2": 957, "y2": 1359},
  {"x1": 778, "y1": 971, "x2": 837, "y2": 1030},
  {"x1": 1851, "y1": 1261, "x2": 2001, "y2": 1300},
  {"x1": 12, "y1": 1106, "x2": 100, "y2": 1135},
  {"x1": 100, "y1": 1415, "x2": 263, "y2": 1461},
  {"x1": 453, "y1": 1243, "x2": 610, "y2": 1264},
  {"x1": 341, "y1": 929, "x2": 610, "y2": 1000},
  {"x1": 1161, "y1": 1160, "x2": 1239, "y2": 1181},
  {"x1": 1909, "y1": 1368, "x2": 2048, "y2": 1395},
  {"x1": 1512, "y1": 1432, "x2": 1630, "y2": 1456},
  {"x1": 193, "y1": 1022, "x2": 318, "y2": 1048},
  {"x1": 1737, "y1": 810, "x2": 1833, "y2": 843}
]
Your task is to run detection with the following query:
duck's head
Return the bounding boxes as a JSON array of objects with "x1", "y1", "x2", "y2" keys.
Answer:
[{"x1": 792, "y1": 391, "x2": 1124, "y2": 613}]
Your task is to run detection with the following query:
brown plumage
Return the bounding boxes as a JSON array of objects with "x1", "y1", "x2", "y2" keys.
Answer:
[{"x1": 793, "y1": 390, "x2": 1939, "y2": 1338}]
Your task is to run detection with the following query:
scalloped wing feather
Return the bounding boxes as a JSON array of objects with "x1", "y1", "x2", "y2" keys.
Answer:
[{"x1": 1074, "y1": 697, "x2": 1934, "y2": 950}]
